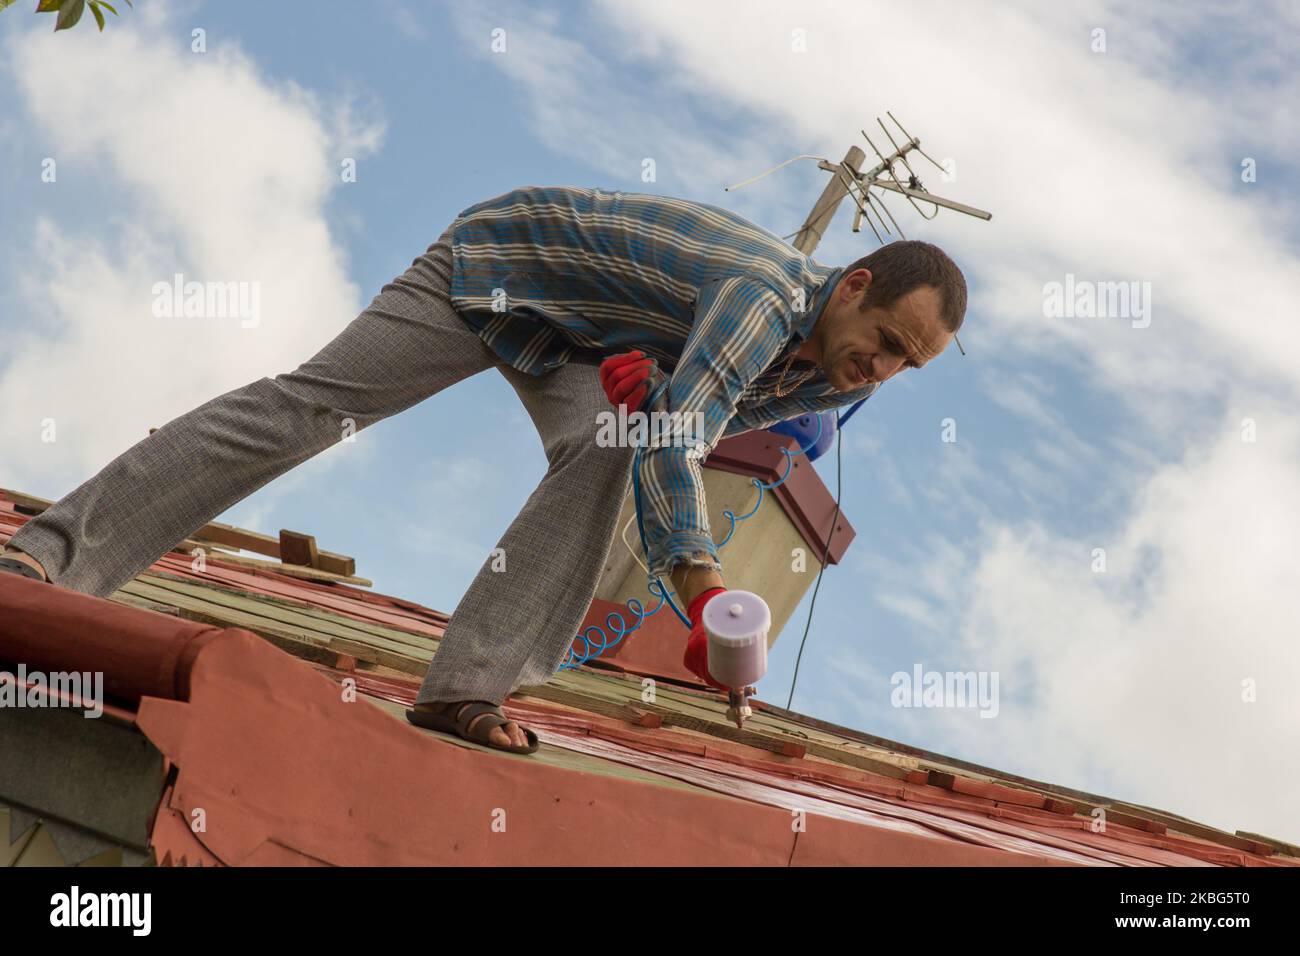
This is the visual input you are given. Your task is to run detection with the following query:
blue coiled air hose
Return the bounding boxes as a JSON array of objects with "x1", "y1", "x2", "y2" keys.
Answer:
[{"x1": 560, "y1": 380, "x2": 826, "y2": 671}]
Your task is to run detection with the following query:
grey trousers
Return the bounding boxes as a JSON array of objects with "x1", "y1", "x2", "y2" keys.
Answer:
[{"x1": 8, "y1": 225, "x2": 638, "y2": 706}]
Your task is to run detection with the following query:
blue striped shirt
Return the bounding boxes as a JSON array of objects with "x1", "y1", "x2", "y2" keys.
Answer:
[{"x1": 448, "y1": 186, "x2": 878, "y2": 578}]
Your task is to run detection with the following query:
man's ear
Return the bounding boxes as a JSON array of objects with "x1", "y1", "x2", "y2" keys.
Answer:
[{"x1": 841, "y1": 267, "x2": 873, "y2": 304}]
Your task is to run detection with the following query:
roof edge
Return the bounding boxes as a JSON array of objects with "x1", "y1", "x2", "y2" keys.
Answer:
[{"x1": 0, "y1": 574, "x2": 223, "y2": 705}]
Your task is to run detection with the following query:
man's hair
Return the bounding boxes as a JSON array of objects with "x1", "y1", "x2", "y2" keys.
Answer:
[{"x1": 845, "y1": 240, "x2": 967, "y2": 333}]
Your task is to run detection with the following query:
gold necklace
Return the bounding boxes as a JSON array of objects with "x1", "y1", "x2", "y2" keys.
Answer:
[{"x1": 773, "y1": 351, "x2": 818, "y2": 397}]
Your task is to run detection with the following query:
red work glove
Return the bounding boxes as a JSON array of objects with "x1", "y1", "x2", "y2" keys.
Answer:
[
  {"x1": 682, "y1": 586, "x2": 729, "y2": 689},
  {"x1": 598, "y1": 349, "x2": 658, "y2": 412}
]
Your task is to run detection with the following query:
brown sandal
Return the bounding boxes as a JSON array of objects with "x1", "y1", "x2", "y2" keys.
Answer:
[
  {"x1": 406, "y1": 700, "x2": 540, "y2": 754},
  {"x1": 0, "y1": 557, "x2": 47, "y2": 583}
]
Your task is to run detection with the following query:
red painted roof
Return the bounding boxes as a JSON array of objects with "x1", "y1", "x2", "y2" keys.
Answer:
[{"x1": 1, "y1": 497, "x2": 1295, "y2": 867}]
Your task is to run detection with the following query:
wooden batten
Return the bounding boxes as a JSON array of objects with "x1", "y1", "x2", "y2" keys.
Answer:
[{"x1": 1, "y1": 487, "x2": 359, "y2": 581}]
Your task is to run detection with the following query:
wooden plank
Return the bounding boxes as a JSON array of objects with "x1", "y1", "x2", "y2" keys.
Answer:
[
  {"x1": 517, "y1": 682, "x2": 664, "y2": 729},
  {"x1": 623, "y1": 706, "x2": 663, "y2": 729},
  {"x1": 1236, "y1": 830, "x2": 1298, "y2": 858},
  {"x1": 279, "y1": 530, "x2": 320, "y2": 569},
  {"x1": 543, "y1": 672, "x2": 958, "y2": 782},
  {"x1": 160, "y1": 602, "x2": 357, "y2": 671},
  {"x1": 606, "y1": 675, "x2": 917, "y2": 766},
  {"x1": 174, "y1": 542, "x2": 372, "y2": 586},
  {"x1": 134, "y1": 572, "x2": 437, "y2": 658},
  {"x1": 361, "y1": 695, "x2": 725, "y2": 797},
  {"x1": 996, "y1": 791, "x2": 1166, "y2": 834},
  {"x1": 281, "y1": 528, "x2": 354, "y2": 577},
  {"x1": 151, "y1": 553, "x2": 442, "y2": 636},
  {"x1": 549, "y1": 671, "x2": 729, "y2": 727},
  {"x1": 113, "y1": 581, "x2": 334, "y2": 651},
  {"x1": 0, "y1": 489, "x2": 357, "y2": 576},
  {"x1": 143, "y1": 568, "x2": 426, "y2": 650},
  {"x1": 196, "y1": 521, "x2": 284, "y2": 558},
  {"x1": 199, "y1": 521, "x2": 356, "y2": 577},
  {"x1": 182, "y1": 537, "x2": 242, "y2": 555},
  {"x1": 1102, "y1": 803, "x2": 1274, "y2": 854},
  {"x1": 558, "y1": 669, "x2": 824, "y2": 748},
  {"x1": 0, "y1": 488, "x2": 53, "y2": 514},
  {"x1": 744, "y1": 695, "x2": 1207, "y2": 826},
  {"x1": 927, "y1": 770, "x2": 1048, "y2": 809},
  {"x1": 523, "y1": 673, "x2": 928, "y2": 780},
  {"x1": 113, "y1": 580, "x2": 430, "y2": 674},
  {"x1": 313, "y1": 641, "x2": 426, "y2": 676},
  {"x1": 519, "y1": 680, "x2": 810, "y2": 760},
  {"x1": 111, "y1": 593, "x2": 182, "y2": 618},
  {"x1": 560, "y1": 673, "x2": 929, "y2": 780}
]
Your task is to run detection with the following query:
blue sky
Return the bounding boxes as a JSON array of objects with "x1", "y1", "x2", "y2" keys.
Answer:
[{"x1": 2, "y1": 0, "x2": 1298, "y2": 842}]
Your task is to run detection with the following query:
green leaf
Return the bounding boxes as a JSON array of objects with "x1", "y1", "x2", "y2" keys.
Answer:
[
  {"x1": 35, "y1": 0, "x2": 63, "y2": 12},
  {"x1": 0, "y1": 0, "x2": 23, "y2": 12},
  {"x1": 54, "y1": 0, "x2": 84, "y2": 31},
  {"x1": 89, "y1": 0, "x2": 104, "y2": 30},
  {"x1": 98, "y1": 0, "x2": 117, "y2": 13}
]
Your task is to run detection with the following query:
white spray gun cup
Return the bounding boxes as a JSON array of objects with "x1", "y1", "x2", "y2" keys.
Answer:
[{"x1": 700, "y1": 589, "x2": 770, "y2": 691}]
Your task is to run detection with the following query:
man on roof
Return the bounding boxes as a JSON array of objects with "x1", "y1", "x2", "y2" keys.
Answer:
[{"x1": 0, "y1": 185, "x2": 966, "y2": 754}]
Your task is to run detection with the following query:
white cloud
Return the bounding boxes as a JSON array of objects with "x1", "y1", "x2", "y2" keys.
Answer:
[
  {"x1": 0, "y1": 3, "x2": 385, "y2": 495},
  {"x1": 388, "y1": 456, "x2": 505, "y2": 568},
  {"x1": 958, "y1": 412, "x2": 1300, "y2": 841},
  {"x1": 385, "y1": 3, "x2": 428, "y2": 42},
  {"x1": 465, "y1": 0, "x2": 1300, "y2": 417},
  {"x1": 471, "y1": 0, "x2": 1300, "y2": 842},
  {"x1": 3, "y1": 0, "x2": 1293, "y2": 848},
  {"x1": 840, "y1": 409, "x2": 1300, "y2": 842}
]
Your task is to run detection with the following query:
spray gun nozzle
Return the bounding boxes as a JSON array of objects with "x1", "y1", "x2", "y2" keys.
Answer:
[
  {"x1": 726, "y1": 686, "x2": 756, "y2": 729},
  {"x1": 702, "y1": 589, "x2": 769, "y2": 730}
]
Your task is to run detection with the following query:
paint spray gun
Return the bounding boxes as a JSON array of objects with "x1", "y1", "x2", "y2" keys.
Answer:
[{"x1": 700, "y1": 590, "x2": 770, "y2": 729}]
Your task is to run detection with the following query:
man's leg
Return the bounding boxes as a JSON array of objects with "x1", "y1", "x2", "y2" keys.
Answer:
[
  {"x1": 5, "y1": 224, "x2": 498, "y2": 597},
  {"x1": 414, "y1": 359, "x2": 638, "y2": 707}
]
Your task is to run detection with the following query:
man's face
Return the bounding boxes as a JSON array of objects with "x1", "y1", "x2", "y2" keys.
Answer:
[{"x1": 811, "y1": 269, "x2": 953, "y2": 393}]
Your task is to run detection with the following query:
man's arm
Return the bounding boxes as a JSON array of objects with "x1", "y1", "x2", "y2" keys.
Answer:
[
  {"x1": 722, "y1": 378, "x2": 880, "y2": 439},
  {"x1": 636, "y1": 274, "x2": 794, "y2": 587},
  {"x1": 669, "y1": 563, "x2": 724, "y2": 608}
]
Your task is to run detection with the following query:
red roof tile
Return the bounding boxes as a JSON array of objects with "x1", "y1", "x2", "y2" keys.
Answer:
[{"x1": 2, "y1": 495, "x2": 1295, "y2": 867}]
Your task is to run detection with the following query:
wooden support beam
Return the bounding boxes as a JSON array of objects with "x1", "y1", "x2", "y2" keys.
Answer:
[
  {"x1": 620, "y1": 705, "x2": 663, "y2": 728},
  {"x1": 279, "y1": 530, "x2": 320, "y2": 569},
  {"x1": 927, "y1": 770, "x2": 1049, "y2": 809},
  {"x1": 0, "y1": 488, "x2": 53, "y2": 515},
  {"x1": 1, "y1": 487, "x2": 358, "y2": 579},
  {"x1": 173, "y1": 542, "x2": 371, "y2": 586},
  {"x1": 1105, "y1": 801, "x2": 1270, "y2": 853},
  {"x1": 195, "y1": 521, "x2": 283, "y2": 557},
  {"x1": 1235, "y1": 830, "x2": 1297, "y2": 858},
  {"x1": 518, "y1": 681, "x2": 808, "y2": 760}
]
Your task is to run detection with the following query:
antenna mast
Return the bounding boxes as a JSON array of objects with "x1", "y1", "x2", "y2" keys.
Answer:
[{"x1": 726, "y1": 111, "x2": 992, "y2": 353}]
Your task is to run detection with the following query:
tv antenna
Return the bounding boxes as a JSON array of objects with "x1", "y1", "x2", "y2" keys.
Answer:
[{"x1": 725, "y1": 111, "x2": 992, "y2": 354}]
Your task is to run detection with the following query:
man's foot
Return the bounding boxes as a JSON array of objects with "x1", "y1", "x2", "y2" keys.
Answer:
[
  {"x1": 410, "y1": 699, "x2": 534, "y2": 751},
  {"x1": 0, "y1": 547, "x2": 48, "y2": 582}
]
